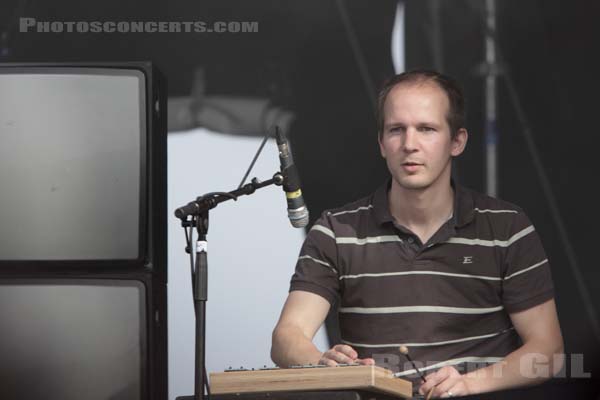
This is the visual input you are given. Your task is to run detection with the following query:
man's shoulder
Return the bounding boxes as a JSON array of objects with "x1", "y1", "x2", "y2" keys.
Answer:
[
  {"x1": 459, "y1": 186, "x2": 534, "y2": 236},
  {"x1": 462, "y1": 186, "x2": 525, "y2": 214},
  {"x1": 312, "y1": 191, "x2": 378, "y2": 230},
  {"x1": 325, "y1": 194, "x2": 375, "y2": 217}
]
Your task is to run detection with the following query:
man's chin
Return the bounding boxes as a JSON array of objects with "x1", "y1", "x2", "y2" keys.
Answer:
[{"x1": 393, "y1": 176, "x2": 430, "y2": 191}]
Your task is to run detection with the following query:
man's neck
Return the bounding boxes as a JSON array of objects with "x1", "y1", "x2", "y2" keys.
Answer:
[{"x1": 388, "y1": 179, "x2": 454, "y2": 236}]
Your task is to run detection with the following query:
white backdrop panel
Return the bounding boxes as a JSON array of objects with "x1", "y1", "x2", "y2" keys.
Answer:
[{"x1": 167, "y1": 128, "x2": 329, "y2": 400}]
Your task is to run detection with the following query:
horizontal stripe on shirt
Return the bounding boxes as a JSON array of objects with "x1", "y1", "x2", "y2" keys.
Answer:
[
  {"x1": 474, "y1": 208, "x2": 519, "y2": 214},
  {"x1": 393, "y1": 356, "x2": 505, "y2": 377},
  {"x1": 445, "y1": 226, "x2": 535, "y2": 247},
  {"x1": 310, "y1": 224, "x2": 335, "y2": 238},
  {"x1": 330, "y1": 205, "x2": 374, "y2": 217},
  {"x1": 297, "y1": 255, "x2": 334, "y2": 270},
  {"x1": 338, "y1": 305, "x2": 504, "y2": 315},
  {"x1": 311, "y1": 225, "x2": 536, "y2": 248},
  {"x1": 505, "y1": 259, "x2": 548, "y2": 280},
  {"x1": 341, "y1": 327, "x2": 514, "y2": 348},
  {"x1": 339, "y1": 270, "x2": 502, "y2": 281},
  {"x1": 330, "y1": 206, "x2": 517, "y2": 218},
  {"x1": 337, "y1": 258, "x2": 549, "y2": 281},
  {"x1": 336, "y1": 236, "x2": 403, "y2": 245}
]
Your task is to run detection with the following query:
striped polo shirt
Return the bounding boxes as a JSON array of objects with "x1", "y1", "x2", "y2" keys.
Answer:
[{"x1": 290, "y1": 179, "x2": 554, "y2": 378}]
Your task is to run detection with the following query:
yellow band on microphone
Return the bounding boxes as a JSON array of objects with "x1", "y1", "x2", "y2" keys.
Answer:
[{"x1": 286, "y1": 189, "x2": 302, "y2": 199}]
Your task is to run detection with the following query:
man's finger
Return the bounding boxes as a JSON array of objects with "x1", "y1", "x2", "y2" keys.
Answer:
[
  {"x1": 419, "y1": 370, "x2": 446, "y2": 395},
  {"x1": 319, "y1": 358, "x2": 338, "y2": 367},
  {"x1": 333, "y1": 344, "x2": 358, "y2": 359},
  {"x1": 432, "y1": 377, "x2": 459, "y2": 398},
  {"x1": 419, "y1": 367, "x2": 460, "y2": 395},
  {"x1": 356, "y1": 357, "x2": 375, "y2": 365},
  {"x1": 324, "y1": 349, "x2": 355, "y2": 364},
  {"x1": 418, "y1": 376, "x2": 436, "y2": 395}
]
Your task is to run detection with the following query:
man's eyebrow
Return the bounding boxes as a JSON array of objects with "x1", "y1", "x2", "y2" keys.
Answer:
[
  {"x1": 384, "y1": 122, "x2": 406, "y2": 129},
  {"x1": 385, "y1": 121, "x2": 442, "y2": 129},
  {"x1": 416, "y1": 121, "x2": 441, "y2": 126}
]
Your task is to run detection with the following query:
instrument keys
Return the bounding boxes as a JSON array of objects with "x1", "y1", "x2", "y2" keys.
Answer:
[{"x1": 258, "y1": 365, "x2": 280, "y2": 371}]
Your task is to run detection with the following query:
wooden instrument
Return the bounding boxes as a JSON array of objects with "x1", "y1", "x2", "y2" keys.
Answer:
[{"x1": 210, "y1": 364, "x2": 412, "y2": 398}]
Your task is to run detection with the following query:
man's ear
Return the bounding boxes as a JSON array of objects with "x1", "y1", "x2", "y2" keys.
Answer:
[
  {"x1": 451, "y1": 128, "x2": 468, "y2": 157},
  {"x1": 378, "y1": 132, "x2": 387, "y2": 159}
]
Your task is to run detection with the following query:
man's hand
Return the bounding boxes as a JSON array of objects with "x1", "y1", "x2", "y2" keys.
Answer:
[
  {"x1": 418, "y1": 366, "x2": 472, "y2": 398},
  {"x1": 318, "y1": 344, "x2": 375, "y2": 367}
]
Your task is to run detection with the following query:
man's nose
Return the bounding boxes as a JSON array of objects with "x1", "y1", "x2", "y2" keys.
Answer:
[{"x1": 403, "y1": 128, "x2": 418, "y2": 152}]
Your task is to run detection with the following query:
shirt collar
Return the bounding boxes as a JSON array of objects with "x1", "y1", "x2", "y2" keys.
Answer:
[
  {"x1": 372, "y1": 179, "x2": 394, "y2": 225},
  {"x1": 372, "y1": 178, "x2": 475, "y2": 228}
]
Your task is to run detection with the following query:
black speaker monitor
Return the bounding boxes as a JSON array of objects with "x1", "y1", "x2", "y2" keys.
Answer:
[{"x1": 0, "y1": 62, "x2": 168, "y2": 400}]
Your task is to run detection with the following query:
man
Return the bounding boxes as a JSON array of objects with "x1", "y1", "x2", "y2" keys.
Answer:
[{"x1": 271, "y1": 70, "x2": 563, "y2": 398}]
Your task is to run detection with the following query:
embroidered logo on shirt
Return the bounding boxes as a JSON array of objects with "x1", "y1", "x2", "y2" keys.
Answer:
[{"x1": 462, "y1": 256, "x2": 474, "y2": 264}]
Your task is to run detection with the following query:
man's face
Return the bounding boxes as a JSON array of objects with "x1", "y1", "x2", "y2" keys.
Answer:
[{"x1": 379, "y1": 82, "x2": 467, "y2": 192}]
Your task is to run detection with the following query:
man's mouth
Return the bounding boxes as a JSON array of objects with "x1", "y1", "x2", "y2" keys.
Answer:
[{"x1": 401, "y1": 161, "x2": 423, "y2": 172}]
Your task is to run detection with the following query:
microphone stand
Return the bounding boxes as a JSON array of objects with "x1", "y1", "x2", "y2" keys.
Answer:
[{"x1": 175, "y1": 173, "x2": 284, "y2": 400}]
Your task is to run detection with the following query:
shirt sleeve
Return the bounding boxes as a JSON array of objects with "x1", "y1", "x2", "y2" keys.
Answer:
[
  {"x1": 289, "y1": 211, "x2": 340, "y2": 305},
  {"x1": 501, "y1": 211, "x2": 555, "y2": 313}
]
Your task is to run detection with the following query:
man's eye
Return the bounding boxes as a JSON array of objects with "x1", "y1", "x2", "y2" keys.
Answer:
[{"x1": 420, "y1": 126, "x2": 435, "y2": 132}]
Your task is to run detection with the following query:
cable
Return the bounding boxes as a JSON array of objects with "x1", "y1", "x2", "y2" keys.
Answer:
[
  {"x1": 185, "y1": 219, "x2": 196, "y2": 296},
  {"x1": 237, "y1": 131, "x2": 272, "y2": 189},
  {"x1": 204, "y1": 367, "x2": 211, "y2": 399}
]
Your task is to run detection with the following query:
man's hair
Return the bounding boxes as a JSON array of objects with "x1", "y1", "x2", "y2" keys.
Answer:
[{"x1": 376, "y1": 69, "x2": 466, "y2": 138}]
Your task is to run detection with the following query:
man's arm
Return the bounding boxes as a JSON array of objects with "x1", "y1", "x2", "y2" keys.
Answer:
[
  {"x1": 271, "y1": 290, "x2": 374, "y2": 367},
  {"x1": 271, "y1": 290, "x2": 330, "y2": 367},
  {"x1": 419, "y1": 298, "x2": 564, "y2": 397}
]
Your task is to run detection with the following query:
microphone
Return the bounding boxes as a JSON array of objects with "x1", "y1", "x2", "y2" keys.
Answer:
[{"x1": 275, "y1": 127, "x2": 309, "y2": 228}]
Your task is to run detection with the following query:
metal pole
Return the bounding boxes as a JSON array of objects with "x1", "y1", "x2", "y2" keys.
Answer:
[
  {"x1": 484, "y1": 0, "x2": 498, "y2": 197},
  {"x1": 430, "y1": 0, "x2": 444, "y2": 73}
]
